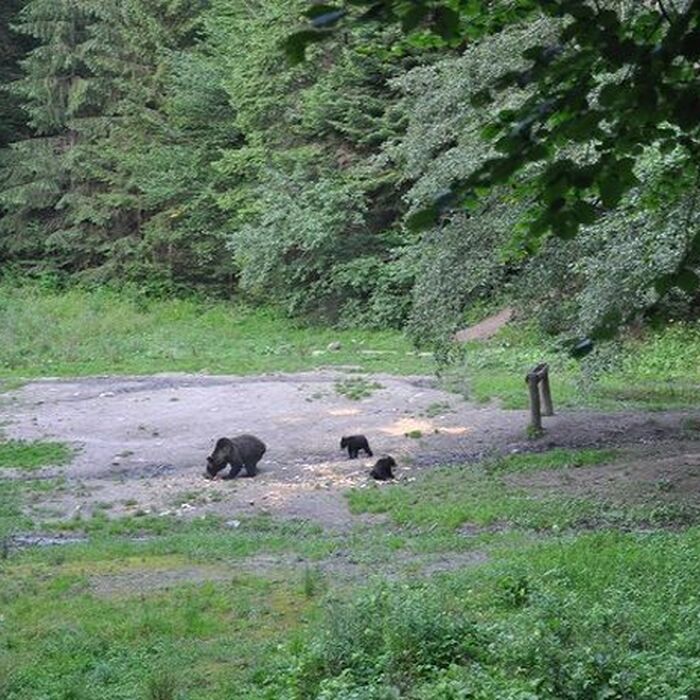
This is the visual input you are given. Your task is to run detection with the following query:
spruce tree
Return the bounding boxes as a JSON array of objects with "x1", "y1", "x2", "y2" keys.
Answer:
[
  {"x1": 1, "y1": 0, "x2": 234, "y2": 291},
  {"x1": 0, "y1": 0, "x2": 31, "y2": 148},
  {"x1": 0, "y1": 0, "x2": 104, "y2": 272}
]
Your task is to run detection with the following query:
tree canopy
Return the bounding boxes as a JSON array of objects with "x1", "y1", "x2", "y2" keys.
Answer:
[
  {"x1": 1, "y1": 0, "x2": 698, "y2": 344},
  {"x1": 288, "y1": 0, "x2": 700, "y2": 327}
]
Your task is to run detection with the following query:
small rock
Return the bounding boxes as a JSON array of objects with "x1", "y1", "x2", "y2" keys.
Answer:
[
  {"x1": 327, "y1": 341, "x2": 341, "y2": 351},
  {"x1": 225, "y1": 519, "x2": 241, "y2": 528},
  {"x1": 99, "y1": 391, "x2": 115, "y2": 398},
  {"x1": 311, "y1": 350, "x2": 325, "y2": 357}
]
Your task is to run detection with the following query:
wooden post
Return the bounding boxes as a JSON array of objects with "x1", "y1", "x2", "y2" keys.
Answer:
[
  {"x1": 526, "y1": 369, "x2": 543, "y2": 432},
  {"x1": 526, "y1": 363, "x2": 553, "y2": 431},
  {"x1": 539, "y1": 365, "x2": 554, "y2": 416}
]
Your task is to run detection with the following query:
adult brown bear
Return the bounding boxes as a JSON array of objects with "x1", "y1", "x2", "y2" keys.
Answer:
[{"x1": 206, "y1": 434, "x2": 266, "y2": 479}]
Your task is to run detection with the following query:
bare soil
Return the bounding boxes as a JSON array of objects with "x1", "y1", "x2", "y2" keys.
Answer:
[
  {"x1": 454, "y1": 307, "x2": 513, "y2": 342},
  {"x1": 87, "y1": 549, "x2": 490, "y2": 597},
  {"x1": 1, "y1": 371, "x2": 695, "y2": 528},
  {"x1": 506, "y1": 444, "x2": 700, "y2": 508}
]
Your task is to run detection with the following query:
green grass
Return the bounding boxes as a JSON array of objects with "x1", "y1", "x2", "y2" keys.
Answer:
[
  {"x1": 347, "y1": 448, "x2": 698, "y2": 532},
  {"x1": 0, "y1": 477, "x2": 66, "y2": 537},
  {"x1": 277, "y1": 529, "x2": 700, "y2": 699},
  {"x1": 0, "y1": 440, "x2": 74, "y2": 470},
  {"x1": 2, "y1": 444, "x2": 700, "y2": 698},
  {"x1": 485, "y1": 447, "x2": 620, "y2": 474},
  {"x1": 4, "y1": 286, "x2": 700, "y2": 698},
  {"x1": 0, "y1": 284, "x2": 433, "y2": 379},
  {"x1": 334, "y1": 376, "x2": 384, "y2": 400},
  {"x1": 422, "y1": 400, "x2": 454, "y2": 417},
  {"x1": 2, "y1": 285, "x2": 699, "y2": 415},
  {"x1": 0, "y1": 378, "x2": 25, "y2": 393},
  {"x1": 5, "y1": 521, "x2": 699, "y2": 699},
  {"x1": 445, "y1": 320, "x2": 700, "y2": 410},
  {"x1": 0, "y1": 563, "x2": 311, "y2": 699}
]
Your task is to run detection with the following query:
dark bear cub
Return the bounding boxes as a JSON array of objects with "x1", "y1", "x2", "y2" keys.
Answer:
[
  {"x1": 370, "y1": 456, "x2": 396, "y2": 481},
  {"x1": 206, "y1": 434, "x2": 266, "y2": 479},
  {"x1": 340, "y1": 434, "x2": 373, "y2": 459}
]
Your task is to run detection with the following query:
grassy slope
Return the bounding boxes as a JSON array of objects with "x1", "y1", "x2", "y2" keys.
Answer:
[
  {"x1": 0, "y1": 285, "x2": 433, "y2": 379},
  {"x1": 2, "y1": 285, "x2": 699, "y2": 413}
]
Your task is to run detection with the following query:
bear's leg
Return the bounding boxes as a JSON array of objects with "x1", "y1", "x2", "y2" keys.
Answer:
[{"x1": 223, "y1": 464, "x2": 243, "y2": 480}]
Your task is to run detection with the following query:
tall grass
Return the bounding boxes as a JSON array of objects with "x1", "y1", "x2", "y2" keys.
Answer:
[
  {"x1": 0, "y1": 284, "x2": 433, "y2": 378},
  {"x1": 280, "y1": 529, "x2": 700, "y2": 698}
]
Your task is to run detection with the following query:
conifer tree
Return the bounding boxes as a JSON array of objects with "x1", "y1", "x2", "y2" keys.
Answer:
[
  {"x1": 0, "y1": 0, "x2": 31, "y2": 148},
  {"x1": 0, "y1": 0, "x2": 103, "y2": 271},
  {"x1": 0, "y1": 0, "x2": 233, "y2": 291}
]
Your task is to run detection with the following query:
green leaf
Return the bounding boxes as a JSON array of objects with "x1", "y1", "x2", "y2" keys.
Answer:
[
  {"x1": 676, "y1": 268, "x2": 700, "y2": 293},
  {"x1": 591, "y1": 310, "x2": 622, "y2": 340},
  {"x1": 282, "y1": 30, "x2": 326, "y2": 64},
  {"x1": 571, "y1": 200, "x2": 597, "y2": 225},
  {"x1": 470, "y1": 89, "x2": 493, "y2": 107},
  {"x1": 655, "y1": 268, "x2": 699, "y2": 295},
  {"x1": 598, "y1": 175, "x2": 626, "y2": 208},
  {"x1": 598, "y1": 83, "x2": 620, "y2": 107},
  {"x1": 434, "y1": 6, "x2": 460, "y2": 40},
  {"x1": 406, "y1": 205, "x2": 437, "y2": 231},
  {"x1": 400, "y1": 3, "x2": 429, "y2": 32}
]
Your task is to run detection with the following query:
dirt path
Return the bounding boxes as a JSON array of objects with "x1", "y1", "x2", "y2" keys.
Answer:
[{"x1": 1, "y1": 371, "x2": 692, "y2": 527}]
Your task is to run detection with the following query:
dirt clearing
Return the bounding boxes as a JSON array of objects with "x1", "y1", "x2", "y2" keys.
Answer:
[{"x1": 1, "y1": 371, "x2": 694, "y2": 527}]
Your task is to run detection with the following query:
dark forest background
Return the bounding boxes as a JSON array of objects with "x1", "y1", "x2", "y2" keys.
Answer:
[{"x1": 1, "y1": 0, "x2": 699, "y2": 347}]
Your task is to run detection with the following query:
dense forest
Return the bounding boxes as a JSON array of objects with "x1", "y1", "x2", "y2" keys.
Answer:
[{"x1": 1, "y1": 0, "x2": 699, "y2": 346}]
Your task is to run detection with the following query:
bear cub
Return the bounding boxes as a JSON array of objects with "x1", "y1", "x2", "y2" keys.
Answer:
[
  {"x1": 340, "y1": 434, "x2": 373, "y2": 459},
  {"x1": 370, "y1": 456, "x2": 396, "y2": 481}
]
